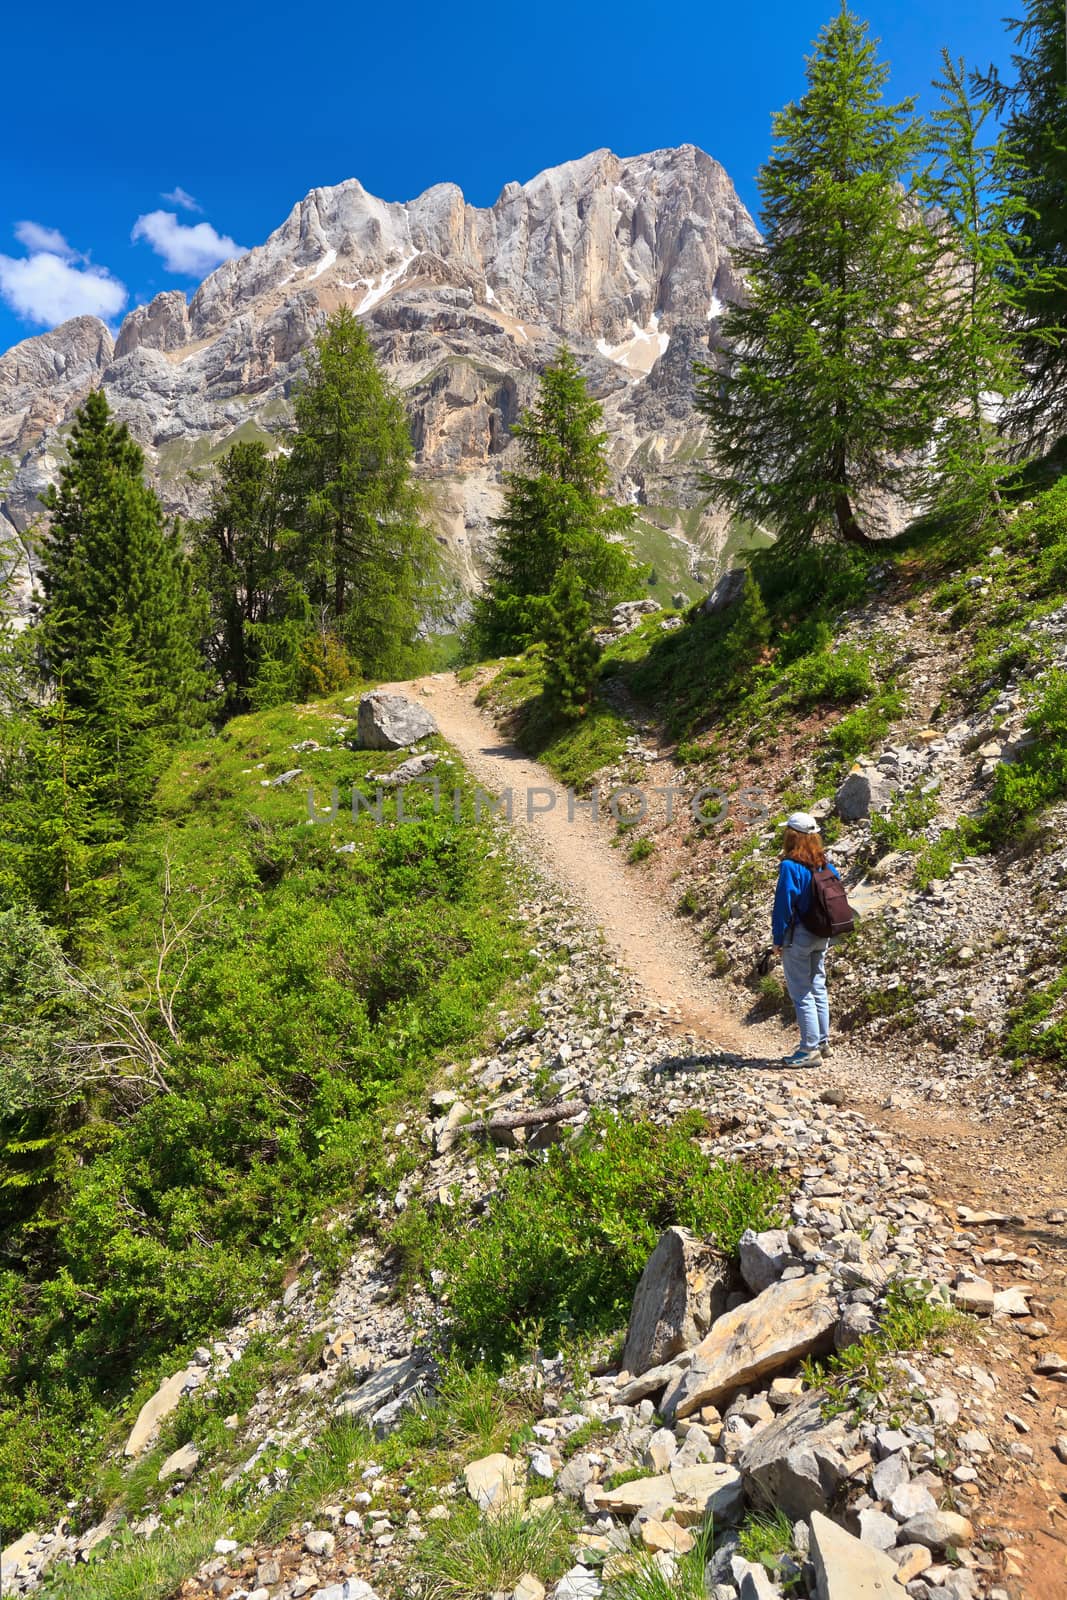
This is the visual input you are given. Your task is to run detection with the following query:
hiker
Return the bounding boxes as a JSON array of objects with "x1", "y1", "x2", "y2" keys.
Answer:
[{"x1": 772, "y1": 810, "x2": 850, "y2": 1068}]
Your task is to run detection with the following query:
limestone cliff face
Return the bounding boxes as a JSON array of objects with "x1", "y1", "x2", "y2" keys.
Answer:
[{"x1": 0, "y1": 145, "x2": 759, "y2": 609}]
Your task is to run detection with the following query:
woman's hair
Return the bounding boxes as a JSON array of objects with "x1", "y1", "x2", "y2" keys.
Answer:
[{"x1": 782, "y1": 827, "x2": 827, "y2": 869}]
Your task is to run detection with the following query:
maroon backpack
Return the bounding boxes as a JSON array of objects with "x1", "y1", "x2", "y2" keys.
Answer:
[{"x1": 800, "y1": 865, "x2": 856, "y2": 938}]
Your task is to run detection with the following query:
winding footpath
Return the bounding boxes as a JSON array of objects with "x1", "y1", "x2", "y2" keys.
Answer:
[{"x1": 380, "y1": 668, "x2": 1067, "y2": 1598}]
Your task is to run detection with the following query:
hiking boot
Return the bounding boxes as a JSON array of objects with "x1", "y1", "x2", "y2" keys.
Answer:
[
  {"x1": 820, "y1": 1040, "x2": 832, "y2": 1059},
  {"x1": 781, "y1": 1046, "x2": 821, "y2": 1068}
]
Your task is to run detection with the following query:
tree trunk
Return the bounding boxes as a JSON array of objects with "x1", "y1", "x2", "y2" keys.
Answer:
[{"x1": 834, "y1": 491, "x2": 872, "y2": 547}]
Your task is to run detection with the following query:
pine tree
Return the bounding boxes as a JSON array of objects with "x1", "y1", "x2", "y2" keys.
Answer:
[
  {"x1": 81, "y1": 614, "x2": 162, "y2": 829},
  {"x1": 286, "y1": 308, "x2": 438, "y2": 677},
  {"x1": 919, "y1": 52, "x2": 1052, "y2": 535},
  {"x1": 540, "y1": 562, "x2": 601, "y2": 721},
  {"x1": 474, "y1": 347, "x2": 646, "y2": 653},
  {"x1": 39, "y1": 390, "x2": 206, "y2": 734},
  {"x1": 978, "y1": 2, "x2": 1067, "y2": 447},
  {"x1": 696, "y1": 7, "x2": 940, "y2": 550},
  {"x1": 723, "y1": 570, "x2": 771, "y2": 668},
  {"x1": 191, "y1": 440, "x2": 293, "y2": 710},
  {"x1": 244, "y1": 587, "x2": 351, "y2": 712},
  {"x1": 14, "y1": 681, "x2": 113, "y2": 941}
]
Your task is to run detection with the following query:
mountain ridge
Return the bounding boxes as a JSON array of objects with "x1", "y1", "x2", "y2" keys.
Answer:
[{"x1": 0, "y1": 145, "x2": 760, "y2": 611}]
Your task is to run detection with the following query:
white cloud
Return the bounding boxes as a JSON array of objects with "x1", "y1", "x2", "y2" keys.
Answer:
[
  {"x1": 132, "y1": 210, "x2": 246, "y2": 276},
  {"x1": 0, "y1": 247, "x2": 128, "y2": 328},
  {"x1": 14, "y1": 220, "x2": 79, "y2": 259},
  {"x1": 161, "y1": 186, "x2": 202, "y2": 213}
]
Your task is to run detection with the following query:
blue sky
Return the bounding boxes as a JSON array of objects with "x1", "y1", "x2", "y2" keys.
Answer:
[{"x1": 0, "y1": 0, "x2": 1017, "y2": 355}]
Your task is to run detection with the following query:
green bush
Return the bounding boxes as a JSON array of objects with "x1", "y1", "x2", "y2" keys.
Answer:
[
  {"x1": 787, "y1": 643, "x2": 876, "y2": 708},
  {"x1": 979, "y1": 670, "x2": 1067, "y2": 842},
  {"x1": 913, "y1": 819, "x2": 980, "y2": 888},
  {"x1": 1003, "y1": 956, "x2": 1067, "y2": 1068},
  {"x1": 827, "y1": 691, "x2": 905, "y2": 760},
  {"x1": 870, "y1": 785, "x2": 940, "y2": 852},
  {"x1": 394, "y1": 1111, "x2": 783, "y2": 1363},
  {"x1": 38, "y1": 1494, "x2": 230, "y2": 1600},
  {"x1": 807, "y1": 1278, "x2": 963, "y2": 1415},
  {"x1": 737, "y1": 1508, "x2": 800, "y2": 1575}
]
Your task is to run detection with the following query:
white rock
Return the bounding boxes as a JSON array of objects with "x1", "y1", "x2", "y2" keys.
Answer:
[
  {"x1": 810, "y1": 1510, "x2": 900, "y2": 1597},
  {"x1": 304, "y1": 1529, "x2": 335, "y2": 1556},
  {"x1": 158, "y1": 1441, "x2": 200, "y2": 1482},
  {"x1": 463, "y1": 1453, "x2": 525, "y2": 1516},
  {"x1": 888, "y1": 1480, "x2": 938, "y2": 1522},
  {"x1": 356, "y1": 692, "x2": 437, "y2": 750},
  {"x1": 554, "y1": 1565, "x2": 603, "y2": 1598},
  {"x1": 124, "y1": 1369, "x2": 194, "y2": 1456}
]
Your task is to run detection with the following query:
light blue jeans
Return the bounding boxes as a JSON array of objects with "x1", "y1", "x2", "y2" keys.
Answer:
[{"x1": 780, "y1": 925, "x2": 830, "y2": 1052}]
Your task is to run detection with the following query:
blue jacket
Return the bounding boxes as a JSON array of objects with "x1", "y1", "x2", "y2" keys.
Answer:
[{"x1": 772, "y1": 857, "x2": 840, "y2": 946}]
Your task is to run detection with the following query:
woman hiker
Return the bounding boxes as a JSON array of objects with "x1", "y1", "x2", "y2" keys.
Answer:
[{"x1": 772, "y1": 810, "x2": 842, "y2": 1068}]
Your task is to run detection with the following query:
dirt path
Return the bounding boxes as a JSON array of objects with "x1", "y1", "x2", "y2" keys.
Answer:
[
  {"x1": 382, "y1": 669, "x2": 1067, "y2": 1598},
  {"x1": 386, "y1": 670, "x2": 767, "y2": 1050},
  {"x1": 387, "y1": 673, "x2": 1067, "y2": 1161}
]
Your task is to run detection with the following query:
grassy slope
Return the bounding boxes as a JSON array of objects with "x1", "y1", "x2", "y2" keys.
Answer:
[{"x1": 1, "y1": 688, "x2": 544, "y2": 1537}]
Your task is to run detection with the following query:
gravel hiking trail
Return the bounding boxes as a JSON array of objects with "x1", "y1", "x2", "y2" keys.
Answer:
[{"x1": 380, "y1": 669, "x2": 1067, "y2": 1596}]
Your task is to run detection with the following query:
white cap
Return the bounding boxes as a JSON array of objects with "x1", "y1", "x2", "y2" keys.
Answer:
[{"x1": 786, "y1": 811, "x2": 820, "y2": 834}]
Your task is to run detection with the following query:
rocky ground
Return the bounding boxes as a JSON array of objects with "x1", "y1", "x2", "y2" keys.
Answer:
[
  {"x1": 577, "y1": 580, "x2": 1067, "y2": 1141},
  {"x1": 8, "y1": 841, "x2": 1067, "y2": 1600}
]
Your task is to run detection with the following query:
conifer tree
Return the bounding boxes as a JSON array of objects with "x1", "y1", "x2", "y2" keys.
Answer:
[
  {"x1": 13, "y1": 681, "x2": 112, "y2": 940},
  {"x1": 191, "y1": 440, "x2": 292, "y2": 710},
  {"x1": 39, "y1": 390, "x2": 205, "y2": 733},
  {"x1": 919, "y1": 52, "x2": 1054, "y2": 534},
  {"x1": 474, "y1": 347, "x2": 646, "y2": 653},
  {"x1": 723, "y1": 570, "x2": 771, "y2": 668},
  {"x1": 286, "y1": 308, "x2": 437, "y2": 677},
  {"x1": 81, "y1": 614, "x2": 162, "y2": 828},
  {"x1": 979, "y1": 1, "x2": 1067, "y2": 446},
  {"x1": 696, "y1": 7, "x2": 941, "y2": 549},
  {"x1": 540, "y1": 562, "x2": 601, "y2": 721}
]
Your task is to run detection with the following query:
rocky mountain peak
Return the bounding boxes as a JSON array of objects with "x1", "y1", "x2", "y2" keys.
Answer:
[{"x1": 1, "y1": 144, "x2": 759, "y2": 610}]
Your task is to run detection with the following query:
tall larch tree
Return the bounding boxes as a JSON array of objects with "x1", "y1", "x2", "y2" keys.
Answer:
[
  {"x1": 286, "y1": 308, "x2": 438, "y2": 678},
  {"x1": 190, "y1": 439, "x2": 294, "y2": 710},
  {"x1": 920, "y1": 51, "x2": 1058, "y2": 534},
  {"x1": 979, "y1": 1, "x2": 1067, "y2": 448},
  {"x1": 540, "y1": 562, "x2": 601, "y2": 721},
  {"x1": 696, "y1": 6, "x2": 941, "y2": 550},
  {"x1": 474, "y1": 346, "x2": 645, "y2": 653},
  {"x1": 39, "y1": 390, "x2": 206, "y2": 734}
]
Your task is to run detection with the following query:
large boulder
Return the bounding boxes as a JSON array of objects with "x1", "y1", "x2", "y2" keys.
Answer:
[
  {"x1": 621, "y1": 1226, "x2": 731, "y2": 1378},
  {"x1": 611, "y1": 598, "x2": 661, "y2": 626},
  {"x1": 334, "y1": 1352, "x2": 432, "y2": 1432},
  {"x1": 356, "y1": 691, "x2": 437, "y2": 750},
  {"x1": 737, "y1": 1391, "x2": 851, "y2": 1520},
  {"x1": 661, "y1": 1275, "x2": 837, "y2": 1421},
  {"x1": 593, "y1": 1462, "x2": 743, "y2": 1526},
  {"x1": 835, "y1": 765, "x2": 898, "y2": 822},
  {"x1": 898, "y1": 1509, "x2": 974, "y2": 1550},
  {"x1": 703, "y1": 567, "x2": 747, "y2": 615},
  {"x1": 124, "y1": 1366, "x2": 199, "y2": 1456},
  {"x1": 809, "y1": 1511, "x2": 900, "y2": 1599}
]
